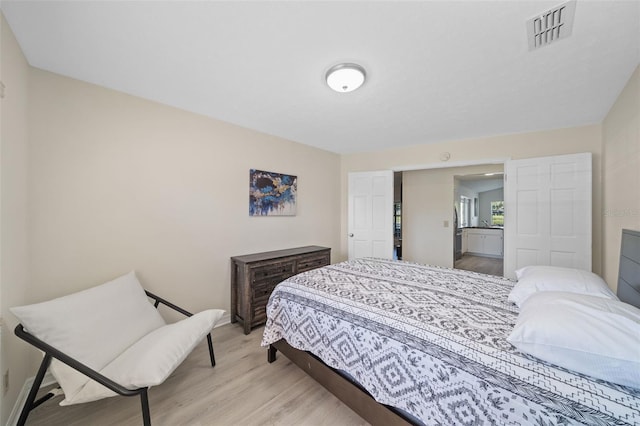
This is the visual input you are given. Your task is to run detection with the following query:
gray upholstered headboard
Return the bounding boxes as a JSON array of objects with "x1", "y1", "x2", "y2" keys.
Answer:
[{"x1": 617, "y1": 229, "x2": 640, "y2": 309}]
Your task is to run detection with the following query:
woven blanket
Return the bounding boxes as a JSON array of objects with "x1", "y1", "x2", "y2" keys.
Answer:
[{"x1": 262, "y1": 258, "x2": 640, "y2": 425}]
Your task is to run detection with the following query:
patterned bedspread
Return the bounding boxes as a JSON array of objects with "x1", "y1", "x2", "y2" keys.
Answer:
[{"x1": 261, "y1": 258, "x2": 640, "y2": 425}]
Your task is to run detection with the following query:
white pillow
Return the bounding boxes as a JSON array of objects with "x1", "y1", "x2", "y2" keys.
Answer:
[
  {"x1": 507, "y1": 292, "x2": 640, "y2": 389},
  {"x1": 58, "y1": 308, "x2": 224, "y2": 405},
  {"x1": 11, "y1": 272, "x2": 166, "y2": 399},
  {"x1": 509, "y1": 265, "x2": 617, "y2": 307}
]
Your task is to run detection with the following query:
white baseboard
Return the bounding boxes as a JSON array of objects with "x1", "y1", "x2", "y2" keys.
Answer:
[
  {"x1": 215, "y1": 313, "x2": 231, "y2": 328},
  {"x1": 6, "y1": 371, "x2": 56, "y2": 426},
  {"x1": 6, "y1": 314, "x2": 230, "y2": 426}
]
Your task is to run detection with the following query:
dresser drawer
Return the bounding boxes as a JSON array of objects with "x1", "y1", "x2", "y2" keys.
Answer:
[
  {"x1": 253, "y1": 304, "x2": 267, "y2": 325},
  {"x1": 252, "y1": 281, "x2": 279, "y2": 301},
  {"x1": 250, "y1": 261, "x2": 295, "y2": 284},
  {"x1": 297, "y1": 254, "x2": 330, "y2": 273}
]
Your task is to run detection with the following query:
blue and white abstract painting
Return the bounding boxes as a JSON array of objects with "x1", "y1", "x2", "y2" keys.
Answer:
[{"x1": 249, "y1": 169, "x2": 297, "y2": 216}]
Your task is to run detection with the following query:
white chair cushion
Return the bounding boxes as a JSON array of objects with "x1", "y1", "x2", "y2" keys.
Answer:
[
  {"x1": 507, "y1": 291, "x2": 640, "y2": 389},
  {"x1": 11, "y1": 271, "x2": 165, "y2": 370},
  {"x1": 59, "y1": 309, "x2": 224, "y2": 405}
]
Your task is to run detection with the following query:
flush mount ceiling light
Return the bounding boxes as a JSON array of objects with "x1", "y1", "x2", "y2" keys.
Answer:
[{"x1": 326, "y1": 63, "x2": 366, "y2": 93}]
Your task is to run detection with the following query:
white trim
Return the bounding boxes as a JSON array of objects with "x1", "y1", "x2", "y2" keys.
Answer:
[
  {"x1": 393, "y1": 157, "x2": 510, "y2": 172},
  {"x1": 6, "y1": 372, "x2": 56, "y2": 426},
  {"x1": 215, "y1": 313, "x2": 231, "y2": 328}
]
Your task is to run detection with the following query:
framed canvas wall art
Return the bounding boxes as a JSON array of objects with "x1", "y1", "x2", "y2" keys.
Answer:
[{"x1": 249, "y1": 169, "x2": 297, "y2": 216}]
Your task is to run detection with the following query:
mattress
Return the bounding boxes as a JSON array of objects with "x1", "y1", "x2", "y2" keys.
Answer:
[{"x1": 261, "y1": 258, "x2": 640, "y2": 425}]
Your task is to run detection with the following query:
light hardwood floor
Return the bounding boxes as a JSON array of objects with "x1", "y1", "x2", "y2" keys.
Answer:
[
  {"x1": 22, "y1": 324, "x2": 369, "y2": 426},
  {"x1": 454, "y1": 254, "x2": 504, "y2": 276}
]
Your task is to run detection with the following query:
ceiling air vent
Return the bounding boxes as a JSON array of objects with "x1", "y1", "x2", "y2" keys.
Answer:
[{"x1": 527, "y1": 0, "x2": 576, "y2": 50}]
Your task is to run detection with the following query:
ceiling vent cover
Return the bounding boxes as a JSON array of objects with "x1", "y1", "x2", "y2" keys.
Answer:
[{"x1": 527, "y1": 0, "x2": 576, "y2": 50}]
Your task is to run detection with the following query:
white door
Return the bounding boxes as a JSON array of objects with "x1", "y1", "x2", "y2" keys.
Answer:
[
  {"x1": 504, "y1": 153, "x2": 592, "y2": 278},
  {"x1": 348, "y1": 171, "x2": 394, "y2": 260}
]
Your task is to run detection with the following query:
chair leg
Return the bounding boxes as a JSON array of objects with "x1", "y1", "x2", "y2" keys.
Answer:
[
  {"x1": 17, "y1": 354, "x2": 52, "y2": 426},
  {"x1": 140, "y1": 388, "x2": 151, "y2": 426},
  {"x1": 206, "y1": 333, "x2": 216, "y2": 367}
]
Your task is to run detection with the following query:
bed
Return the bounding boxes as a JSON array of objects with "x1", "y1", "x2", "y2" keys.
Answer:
[{"x1": 262, "y1": 230, "x2": 640, "y2": 425}]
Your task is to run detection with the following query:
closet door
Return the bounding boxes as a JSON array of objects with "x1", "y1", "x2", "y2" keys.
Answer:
[
  {"x1": 347, "y1": 171, "x2": 394, "y2": 260},
  {"x1": 504, "y1": 153, "x2": 592, "y2": 278}
]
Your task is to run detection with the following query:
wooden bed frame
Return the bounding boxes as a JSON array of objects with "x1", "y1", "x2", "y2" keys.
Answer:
[
  {"x1": 267, "y1": 339, "x2": 413, "y2": 426},
  {"x1": 267, "y1": 228, "x2": 640, "y2": 426}
]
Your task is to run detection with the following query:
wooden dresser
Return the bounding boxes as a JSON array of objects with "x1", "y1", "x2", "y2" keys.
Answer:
[{"x1": 230, "y1": 246, "x2": 331, "y2": 334}]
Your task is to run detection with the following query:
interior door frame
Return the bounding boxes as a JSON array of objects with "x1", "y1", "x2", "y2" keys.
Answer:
[
  {"x1": 393, "y1": 158, "x2": 510, "y2": 173},
  {"x1": 355, "y1": 154, "x2": 593, "y2": 278},
  {"x1": 346, "y1": 158, "x2": 510, "y2": 267},
  {"x1": 393, "y1": 157, "x2": 510, "y2": 269}
]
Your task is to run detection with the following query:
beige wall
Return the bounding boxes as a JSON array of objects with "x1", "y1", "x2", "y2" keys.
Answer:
[
  {"x1": 27, "y1": 68, "x2": 341, "y2": 310},
  {"x1": 1, "y1": 22, "x2": 340, "y2": 417},
  {"x1": 341, "y1": 125, "x2": 604, "y2": 275},
  {"x1": 1, "y1": 13, "x2": 33, "y2": 423},
  {"x1": 602, "y1": 65, "x2": 640, "y2": 290}
]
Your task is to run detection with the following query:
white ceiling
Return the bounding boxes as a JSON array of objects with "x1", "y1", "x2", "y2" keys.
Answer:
[
  {"x1": 2, "y1": 1, "x2": 639, "y2": 154},
  {"x1": 457, "y1": 176, "x2": 504, "y2": 193}
]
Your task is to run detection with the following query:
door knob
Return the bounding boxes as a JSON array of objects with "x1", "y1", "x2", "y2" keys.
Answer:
[{"x1": 349, "y1": 233, "x2": 354, "y2": 237}]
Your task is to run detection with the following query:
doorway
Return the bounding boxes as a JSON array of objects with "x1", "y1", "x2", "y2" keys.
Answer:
[
  {"x1": 400, "y1": 163, "x2": 504, "y2": 268},
  {"x1": 453, "y1": 172, "x2": 505, "y2": 276},
  {"x1": 394, "y1": 172, "x2": 402, "y2": 260},
  {"x1": 348, "y1": 154, "x2": 590, "y2": 278}
]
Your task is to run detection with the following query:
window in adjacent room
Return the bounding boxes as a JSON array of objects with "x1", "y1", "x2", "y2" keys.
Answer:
[{"x1": 491, "y1": 201, "x2": 504, "y2": 225}]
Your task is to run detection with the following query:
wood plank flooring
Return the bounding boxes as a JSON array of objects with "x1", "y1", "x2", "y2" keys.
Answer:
[
  {"x1": 454, "y1": 254, "x2": 504, "y2": 276},
  {"x1": 22, "y1": 324, "x2": 368, "y2": 426}
]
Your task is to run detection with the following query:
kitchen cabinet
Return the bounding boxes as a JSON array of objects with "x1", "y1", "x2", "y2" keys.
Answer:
[
  {"x1": 463, "y1": 228, "x2": 503, "y2": 258},
  {"x1": 467, "y1": 232, "x2": 484, "y2": 253},
  {"x1": 484, "y1": 233, "x2": 503, "y2": 256}
]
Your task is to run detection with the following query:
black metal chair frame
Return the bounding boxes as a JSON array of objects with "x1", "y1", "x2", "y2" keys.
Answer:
[{"x1": 14, "y1": 290, "x2": 216, "y2": 426}]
